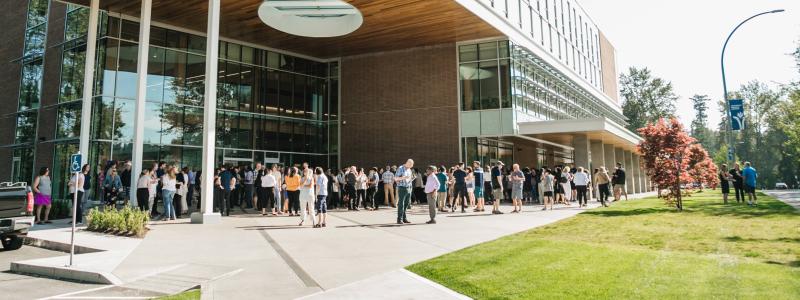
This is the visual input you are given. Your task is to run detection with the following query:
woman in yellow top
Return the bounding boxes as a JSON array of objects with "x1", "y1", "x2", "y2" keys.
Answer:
[{"x1": 284, "y1": 167, "x2": 302, "y2": 216}]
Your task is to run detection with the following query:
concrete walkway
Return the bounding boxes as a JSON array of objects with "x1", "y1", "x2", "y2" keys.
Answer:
[
  {"x1": 17, "y1": 192, "x2": 656, "y2": 299},
  {"x1": 764, "y1": 190, "x2": 800, "y2": 209}
]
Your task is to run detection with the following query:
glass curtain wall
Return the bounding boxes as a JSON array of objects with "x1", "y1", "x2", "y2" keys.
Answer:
[
  {"x1": 12, "y1": 0, "x2": 50, "y2": 184},
  {"x1": 462, "y1": 137, "x2": 514, "y2": 167},
  {"x1": 54, "y1": 11, "x2": 338, "y2": 200}
]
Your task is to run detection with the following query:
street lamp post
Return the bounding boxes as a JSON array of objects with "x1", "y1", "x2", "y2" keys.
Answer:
[{"x1": 721, "y1": 9, "x2": 785, "y2": 167}]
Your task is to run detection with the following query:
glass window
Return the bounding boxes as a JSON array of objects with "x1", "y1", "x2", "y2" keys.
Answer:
[
  {"x1": 478, "y1": 42, "x2": 497, "y2": 60},
  {"x1": 91, "y1": 97, "x2": 113, "y2": 140},
  {"x1": 114, "y1": 99, "x2": 135, "y2": 142},
  {"x1": 14, "y1": 111, "x2": 37, "y2": 144},
  {"x1": 19, "y1": 59, "x2": 43, "y2": 110},
  {"x1": 59, "y1": 45, "x2": 86, "y2": 103},
  {"x1": 293, "y1": 74, "x2": 307, "y2": 118},
  {"x1": 120, "y1": 19, "x2": 139, "y2": 41},
  {"x1": 329, "y1": 77, "x2": 338, "y2": 120},
  {"x1": 479, "y1": 60, "x2": 499, "y2": 109},
  {"x1": 184, "y1": 53, "x2": 205, "y2": 106},
  {"x1": 65, "y1": 7, "x2": 89, "y2": 42},
  {"x1": 161, "y1": 104, "x2": 183, "y2": 145},
  {"x1": 146, "y1": 46, "x2": 165, "y2": 102},
  {"x1": 163, "y1": 49, "x2": 187, "y2": 104},
  {"x1": 56, "y1": 102, "x2": 82, "y2": 139},
  {"x1": 187, "y1": 34, "x2": 206, "y2": 55},
  {"x1": 460, "y1": 62, "x2": 480, "y2": 110},
  {"x1": 239, "y1": 65, "x2": 254, "y2": 112},
  {"x1": 115, "y1": 41, "x2": 138, "y2": 99},
  {"x1": 26, "y1": 0, "x2": 49, "y2": 28},
  {"x1": 183, "y1": 107, "x2": 203, "y2": 146},
  {"x1": 12, "y1": 147, "x2": 35, "y2": 184},
  {"x1": 143, "y1": 102, "x2": 161, "y2": 144},
  {"x1": 97, "y1": 38, "x2": 119, "y2": 96}
]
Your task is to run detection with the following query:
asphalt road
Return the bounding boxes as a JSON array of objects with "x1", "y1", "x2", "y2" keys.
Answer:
[{"x1": 0, "y1": 246, "x2": 102, "y2": 300}]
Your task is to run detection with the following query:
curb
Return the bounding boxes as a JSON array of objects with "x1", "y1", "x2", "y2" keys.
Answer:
[{"x1": 23, "y1": 236, "x2": 103, "y2": 254}]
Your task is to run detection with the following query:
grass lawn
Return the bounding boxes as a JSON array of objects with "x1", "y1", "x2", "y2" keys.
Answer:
[{"x1": 407, "y1": 190, "x2": 800, "y2": 299}]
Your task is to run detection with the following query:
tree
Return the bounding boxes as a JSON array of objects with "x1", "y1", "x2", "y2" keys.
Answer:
[
  {"x1": 620, "y1": 67, "x2": 678, "y2": 132},
  {"x1": 686, "y1": 144, "x2": 719, "y2": 190},
  {"x1": 689, "y1": 94, "x2": 717, "y2": 152},
  {"x1": 637, "y1": 118, "x2": 695, "y2": 211}
]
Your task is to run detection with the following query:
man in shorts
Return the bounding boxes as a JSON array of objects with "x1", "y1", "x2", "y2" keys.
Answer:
[
  {"x1": 742, "y1": 161, "x2": 758, "y2": 206},
  {"x1": 542, "y1": 168, "x2": 555, "y2": 210},
  {"x1": 472, "y1": 161, "x2": 485, "y2": 212},
  {"x1": 491, "y1": 161, "x2": 505, "y2": 214}
]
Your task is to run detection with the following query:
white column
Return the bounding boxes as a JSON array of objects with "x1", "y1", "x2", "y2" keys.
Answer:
[
  {"x1": 590, "y1": 140, "x2": 604, "y2": 198},
  {"x1": 78, "y1": 0, "x2": 99, "y2": 167},
  {"x1": 631, "y1": 154, "x2": 641, "y2": 194},
  {"x1": 625, "y1": 150, "x2": 634, "y2": 195},
  {"x1": 603, "y1": 144, "x2": 615, "y2": 172},
  {"x1": 572, "y1": 134, "x2": 590, "y2": 170},
  {"x1": 191, "y1": 0, "x2": 222, "y2": 224},
  {"x1": 130, "y1": 0, "x2": 152, "y2": 206}
]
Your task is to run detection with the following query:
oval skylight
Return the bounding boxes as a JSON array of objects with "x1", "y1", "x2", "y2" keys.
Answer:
[{"x1": 258, "y1": 0, "x2": 364, "y2": 37}]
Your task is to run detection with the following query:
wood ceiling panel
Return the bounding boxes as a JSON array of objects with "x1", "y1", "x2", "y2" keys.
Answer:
[{"x1": 61, "y1": 0, "x2": 502, "y2": 59}]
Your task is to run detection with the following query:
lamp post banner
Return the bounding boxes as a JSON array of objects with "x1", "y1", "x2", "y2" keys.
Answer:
[{"x1": 729, "y1": 99, "x2": 744, "y2": 131}]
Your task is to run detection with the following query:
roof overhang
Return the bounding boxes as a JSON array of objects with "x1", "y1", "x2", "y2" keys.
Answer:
[
  {"x1": 518, "y1": 118, "x2": 642, "y2": 152},
  {"x1": 56, "y1": 0, "x2": 502, "y2": 59}
]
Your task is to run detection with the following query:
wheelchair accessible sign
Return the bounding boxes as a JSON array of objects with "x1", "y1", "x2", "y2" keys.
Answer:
[{"x1": 70, "y1": 153, "x2": 82, "y2": 173}]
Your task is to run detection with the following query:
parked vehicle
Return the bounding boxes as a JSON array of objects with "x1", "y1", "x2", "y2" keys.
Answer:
[
  {"x1": 775, "y1": 182, "x2": 789, "y2": 190},
  {"x1": 0, "y1": 182, "x2": 35, "y2": 251}
]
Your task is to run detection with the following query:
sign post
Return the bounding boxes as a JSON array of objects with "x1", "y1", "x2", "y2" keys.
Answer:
[
  {"x1": 68, "y1": 153, "x2": 81, "y2": 267},
  {"x1": 729, "y1": 99, "x2": 744, "y2": 131}
]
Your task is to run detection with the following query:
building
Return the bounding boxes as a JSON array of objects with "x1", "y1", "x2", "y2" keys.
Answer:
[{"x1": 1, "y1": 0, "x2": 649, "y2": 220}]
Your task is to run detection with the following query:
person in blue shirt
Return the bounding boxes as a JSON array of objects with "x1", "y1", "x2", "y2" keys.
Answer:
[
  {"x1": 394, "y1": 159, "x2": 415, "y2": 224},
  {"x1": 472, "y1": 161, "x2": 485, "y2": 212},
  {"x1": 219, "y1": 166, "x2": 234, "y2": 216},
  {"x1": 741, "y1": 161, "x2": 758, "y2": 206},
  {"x1": 435, "y1": 167, "x2": 448, "y2": 213}
]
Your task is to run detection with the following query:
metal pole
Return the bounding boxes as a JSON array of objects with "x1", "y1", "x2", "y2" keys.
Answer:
[
  {"x1": 69, "y1": 169, "x2": 79, "y2": 267},
  {"x1": 721, "y1": 9, "x2": 784, "y2": 167}
]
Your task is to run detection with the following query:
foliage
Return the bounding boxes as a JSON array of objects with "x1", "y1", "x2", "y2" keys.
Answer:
[
  {"x1": 409, "y1": 191, "x2": 800, "y2": 300},
  {"x1": 86, "y1": 206, "x2": 150, "y2": 238},
  {"x1": 686, "y1": 144, "x2": 719, "y2": 190},
  {"x1": 619, "y1": 67, "x2": 678, "y2": 132},
  {"x1": 636, "y1": 118, "x2": 694, "y2": 210},
  {"x1": 156, "y1": 289, "x2": 200, "y2": 300},
  {"x1": 689, "y1": 94, "x2": 717, "y2": 153}
]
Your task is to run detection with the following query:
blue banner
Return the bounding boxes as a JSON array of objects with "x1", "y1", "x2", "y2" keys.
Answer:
[{"x1": 729, "y1": 99, "x2": 744, "y2": 131}]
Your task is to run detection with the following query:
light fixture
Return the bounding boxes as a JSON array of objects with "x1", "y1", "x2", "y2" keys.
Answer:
[{"x1": 258, "y1": 0, "x2": 364, "y2": 38}]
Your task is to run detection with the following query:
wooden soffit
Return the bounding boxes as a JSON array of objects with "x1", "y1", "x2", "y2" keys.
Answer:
[{"x1": 60, "y1": 0, "x2": 502, "y2": 59}]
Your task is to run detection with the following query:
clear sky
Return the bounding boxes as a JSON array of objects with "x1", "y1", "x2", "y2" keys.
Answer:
[{"x1": 578, "y1": 0, "x2": 800, "y2": 128}]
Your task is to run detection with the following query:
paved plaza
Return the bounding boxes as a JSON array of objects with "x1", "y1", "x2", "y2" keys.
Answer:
[{"x1": 9, "y1": 196, "x2": 651, "y2": 299}]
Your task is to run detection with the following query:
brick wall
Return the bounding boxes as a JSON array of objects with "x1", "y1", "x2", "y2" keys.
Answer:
[
  {"x1": 0, "y1": 2, "x2": 29, "y2": 182},
  {"x1": 340, "y1": 44, "x2": 460, "y2": 169}
]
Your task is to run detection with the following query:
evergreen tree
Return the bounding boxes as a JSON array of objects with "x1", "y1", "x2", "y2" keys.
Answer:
[{"x1": 619, "y1": 67, "x2": 678, "y2": 132}]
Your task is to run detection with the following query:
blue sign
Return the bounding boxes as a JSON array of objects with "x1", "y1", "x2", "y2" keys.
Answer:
[
  {"x1": 70, "y1": 154, "x2": 82, "y2": 173},
  {"x1": 729, "y1": 99, "x2": 744, "y2": 131}
]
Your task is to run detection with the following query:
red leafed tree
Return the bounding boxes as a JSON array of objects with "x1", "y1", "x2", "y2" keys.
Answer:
[
  {"x1": 637, "y1": 118, "x2": 695, "y2": 210},
  {"x1": 686, "y1": 144, "x2": 720, "y2": 190}
]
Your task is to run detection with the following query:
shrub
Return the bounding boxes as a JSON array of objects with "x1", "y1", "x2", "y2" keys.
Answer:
[{"x1": 85, "y1": 206, "x2": 150, "y2": 238}]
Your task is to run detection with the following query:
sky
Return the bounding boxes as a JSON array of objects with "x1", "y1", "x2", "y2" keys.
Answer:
[{"x1": 578, "y1": 0, "x2": 800, "y2": 128}]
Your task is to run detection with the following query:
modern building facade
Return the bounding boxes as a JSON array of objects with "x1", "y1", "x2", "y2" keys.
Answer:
[{"x1": 1, "y1": 0, "x2": 649, "y2": 221}]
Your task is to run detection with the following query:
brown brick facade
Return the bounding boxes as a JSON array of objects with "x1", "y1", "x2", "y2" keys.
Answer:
[
  {"x1": 340, "y1": 44, "x2": 461, "y2": 169},
  {"x1": 0, "y1": 1, "x2": 29, "y2": 182}
]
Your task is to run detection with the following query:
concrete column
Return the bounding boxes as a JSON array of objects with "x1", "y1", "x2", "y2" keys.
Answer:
[
  {"x1": 615, "y1": 147, "x2": 625, "y2": 169},
  {"x1": 546, "y1": 148, "x2": 555, "y2": 167},
  {"x1": 603, "y1": 144, "x2": 615, "y2": 173},
  {"x1": 590, "y1": 140, "x2": 605, "y2": 170},
  {"x1": 625, "y1": 151, "x2": 634, "y2": 195},
  {"x1": 78, "y1": 0, "x2": 99, "y2": 167},
  {"x1": 130, "y1": 0, "x2": 152, "y2": 206},
  {"x1": 191, "y1": 0, "x2": 222, "y2": 224},
  {"x1": 631, "y1": 154, "x2": 642, "y2": 194},
  {"x1": 573, "y1": 134, "x2": 590, "y2": 170},
  {"x1": 590, "y1": 140, "x2": 605, "y2": 198}
]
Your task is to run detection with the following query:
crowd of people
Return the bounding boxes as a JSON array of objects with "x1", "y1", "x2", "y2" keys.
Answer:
[
  {"x1": 718, "y1": 161, "x2": 759, "y2": 206},
  {"x1": 31, "y1": 157, "x2": 637, "y2": 226}
]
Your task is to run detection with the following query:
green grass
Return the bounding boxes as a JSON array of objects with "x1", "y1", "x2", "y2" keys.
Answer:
[
  {"x1": 407, "y1": 190, "x2": 800, "y2": 299},
  {"x1": 155, "y1": 289, "x2": 200, "y2": 300}
]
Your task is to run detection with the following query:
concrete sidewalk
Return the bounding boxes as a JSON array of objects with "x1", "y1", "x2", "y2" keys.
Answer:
[{"x1": 16, "y1": 192, "x2": 656, "y2": 299}]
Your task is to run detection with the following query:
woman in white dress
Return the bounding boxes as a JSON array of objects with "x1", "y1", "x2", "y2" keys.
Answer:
[
  {"x1": 177, "y1": 170, "x2": 189, "y2": 215},
  {"x1": 561, "y1": 166, "x2": 573, "y2": 203},
  {"x1": 298, "y1": 168, "x2": 316, "y2": 227}
]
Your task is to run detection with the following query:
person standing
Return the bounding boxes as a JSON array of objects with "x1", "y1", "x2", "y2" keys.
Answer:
[
  {"x1": 612, "y1": 163, "x2": 627, "y2": 201},
  {"x1": 595, "y1": 167, "x2": 611, "y2": 207},
  {"x1": 395, "y1": 159, "x2": 415, "y2": 224},
  {"x1": 742, "y1": 162, "x2": 758, "y2": 206},
  {"x1": 32, "y1": 167, "x2": 53, "y2": 225},
  {"x1": 719, "y1": 164, "x2": 731, "y2": 204},
  {"x1": 260, "y1": 165, "x2": 277, "y2": 216},
  {"x1": 436, "y1": 167, "x2": 449, "y2": 213},
  {"x1": 472, "y1": 162, "x2": 485, "y2": 212},
  {"x1": 367, "y1": 168, "x2": 380, "y2": 210},
  {"x1": 161, "y1": 166, "x2": 178, "y2": 221},
  {"x1": 451, "y1": 163, "x2": 468, "y2": 213},
  {"x1": 253, "y1": 163, "x2": 264, "y2": 213},
  {"x1": 491, "y1": 162, "x2": 505, "y2": 214},
  {"x1": 465, "y1": 167, "x2": 476, "y2": 210},
  {"x1": 355, "y1": 168, "x2": 367, "y2": 210},
  {"x1": 243, "y1": 166, "x2": 255, "y2": 209},
  {"x1": 120, "y1": 161, "x2": 132, "y2": 206},
  {"x1": 329, "y1": 170, "x2": 340, "y2": 210},
  {"x1": 136, "y1": 169, "x2": 151, "y2": 212},
  {"x1": 345, "y1": 167, "x2": 358, "y2": 210},
  {"x1": 187, "y1": 167, "x2": 196, "y2": 210},
  {"x1": 219, "y1": 166, "x2": 234, "y2": 216},
  {"x1": 148, "y1": 165, "x2": 158, "y2": 212},
  {"x1": 541, "y1": 169, "x2": 555, "y2": 210},
  {"x1": 382, "y1": 166, "x2": 395, "y2": 208},
  {"x1": 315, "y1": 167, "x2": 328, "y2": 228},
  {"x1": 523, "y1": 167, "x2": 533, "y2": 204},
  {"x1": 573, "y1": 167, "x2": 590, "y2": 207},
  {"x1": 68, "y1": 165, "x2": 87, "y2": 224},
  {"x1": 730, "y1": 163, "x2": 745, "y2": 203},
  {"x1": 285, "y1": 167, "x2": 301, "y2": 216},
  {"x1": 298, "y1": 168, "x2": 316, "y2": 227},
  {"x1": 510, "y1": 164, "x2": 524, "y2": 213},
  {"x1": 560, "y1": 167, "x2": 573, "y2": 204},
  {"x1": 424, "y1": 166, "x2": 440, "y2": 224},
  {"x1": 104, "y1": 168, "x2": 123, "y2": 207}
]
